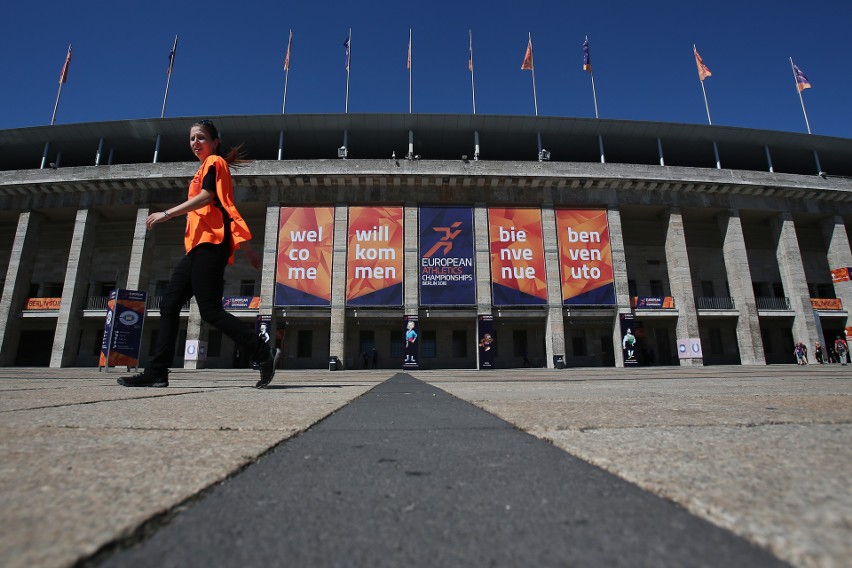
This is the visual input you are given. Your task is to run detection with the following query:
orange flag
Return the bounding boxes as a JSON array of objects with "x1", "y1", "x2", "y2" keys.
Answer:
[
  {"x1": 694, "y1": 46, "x2": 711, "y2": 81},
  {"x1": 521, "y1": 38, "x2": 533, "y2": 70}
]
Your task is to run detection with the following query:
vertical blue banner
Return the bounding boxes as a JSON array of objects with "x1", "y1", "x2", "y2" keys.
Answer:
[
  {"x1": 419, "y1": 207, "x2": 476, "y2": 306},
  {"x1": 478, "y1": 315, "x2": 496, "y2": 369},
  {"x1": 100, "y1": 289, "x2": 147, "y2": 369},
  {"x1": 403, "y1": 315, "x2": 419, "y2": 370}
]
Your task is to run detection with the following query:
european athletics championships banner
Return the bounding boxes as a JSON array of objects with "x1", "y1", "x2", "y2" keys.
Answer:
[
  {"x1": 346, "y1": 206, "x2": 404, "y2": 306},
  {"x1": 275, "y1": 207, "x2": 334, "y2": 306},
  {"x1": 488, "y1": 208, "x2": 547, "y2": 306},
  {"x1": 556, "y1": 209, "x2": 615, "y2": 305},
  {"x1": 419, "y1": 207, "x2": 475, "y2": 306}
]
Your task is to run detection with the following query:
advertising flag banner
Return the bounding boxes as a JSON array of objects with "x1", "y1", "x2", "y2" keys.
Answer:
[
  {"x1": 347, "y1": 206, "x2": 404, "y2": 306},
  {"x1": 556, "y1": 209, "x2": 615, "y2": 305},
  {"x1": 403, "y1": 315, "x2": 419, "y2": 369},
  {"x1": 619, "y1": 313, "x2": 639, "y2": 367},
  {"x1": 275, "y1": 207, "x2": 334, "y2": 306},
  {"x1": 631, "y1": 296, "x2": 675, "y2": 309},
  {"x1": 478, "y1": 315, "x2": 496, "y2": 369},
  {"x1": 99, "y1": 289, "x2": 147, "y2": 369},
  {"x1": 419, "y1": 207, "x2": 475, "y2": 305},
  {"x1": 694, "y1": 47, "x2": 711, "y2": 81},
  {"x1": 489, "y1": 208, "x2": 547, "y2": 305},
  {"x1": 793, "y1": 63, "x2": 811, "y2": 91}
]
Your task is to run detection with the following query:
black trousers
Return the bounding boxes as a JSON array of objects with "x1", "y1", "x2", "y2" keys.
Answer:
[{"x1": 147, "y1": 242, "x2": 258, "y2": 375}]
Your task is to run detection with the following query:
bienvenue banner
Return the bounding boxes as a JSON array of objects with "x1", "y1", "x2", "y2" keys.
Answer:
[
  {"x1": 275, "y1": 207, "x2": 334, "y2": 306},
  {"x1": 488, "y1": 208, "x2": 547, "y2": 306},
  {"x1": 419, "y1": 207, "x2": 475, "y2": 306},
  {"x1": 346, "y1": 206, "x2": 404, "y2": 306},
  {"x1": 556, "y1": 209, "x2": 615, "y2": 305}
]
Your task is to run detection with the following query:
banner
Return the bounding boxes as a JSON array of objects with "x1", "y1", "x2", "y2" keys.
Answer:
[
  {"x1": 831, "y1": 267, "x2": 851, "y2": 283},
  {"x1": 631, "y1": 296, "x2": 675, "y2": 309},
  {"x1": 419, "y1": 207, "x2": 475, "y2": 305},
  {"x1": 619, "y1": 313, "x2": 639, "y2": 367},
  {"x1": 677, "y1": 338, "x2": 703, "y2": 359},
  {"x1": 403, "y1": 315, "x2": 419, "y2": 369},
  {"x1": 25, "y1": 298, "x2": 61, "y2": 310},
  {"x1": 811, "y1": 298, "x2": 842, "y2": 310},
  {"x1": 222, "y1": 297, "x2": 261, "y2": 309},
  {"x1": 478, "y1": 315, "x2": 496, "y2": 369},
  {"x1": 275, "y1": 207, "x2": 334, "y2": 306},
  {"x1": 556, "y1": 209, "x2": 615, "y2": 305},
  {"x1": 99, "y1": 289, "x2": 147, "y2": 369},
  {"x1": 347, "y1": 207, "x2": 404, "y2": 306},
  {"x1": 488, "y1": 208, "x2": 547, "y2": 306}
]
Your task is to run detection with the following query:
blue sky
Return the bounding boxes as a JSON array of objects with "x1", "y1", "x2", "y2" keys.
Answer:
[{"x1": 2, "y1": 0, "x2": 851, "y2": 138}]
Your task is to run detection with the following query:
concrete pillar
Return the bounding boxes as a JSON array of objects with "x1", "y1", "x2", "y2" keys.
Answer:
[
  {"x1": 51, "y1": 208, "x2": 99, "y2": 367},
  {"x1": 719, "y1": 210, "x2": 765, "y2": 365},
  {"x1": 665, "y1": 207, "x2": 703, "y2": 366},
  {"x1": 0, "y1": 211, "x2": 43, "y2": 365},
  {"x1": 259, "y1": 203, "x2": 281, "y2": 318},
  {"x1": 329, "y1": 204, "x2": 349, "y2": 368},
  {"x1": 822, "y1": 215, "x2": 852, "y2": 330},
  {"x1": 607, "y1": 206, "x2": 631, "y2": 367},
  {"x1": 404, "y1": 204, "x2": 419, "y2": 316},
  {"x1": 771, "y1": 212, "x2": 819, "y2": 350},
  {"x1": 541, "y1": 205, "x2": 565, "y2": 368},
  {"x1": 474, "y1": 203, "x2": 492, "y2": 368},
  {"x1": 126, "y1": 207, "x2": 153, "y2": 292},
  {"x1": 183, "y1": 299, "x2": 203, "y2": 370}
]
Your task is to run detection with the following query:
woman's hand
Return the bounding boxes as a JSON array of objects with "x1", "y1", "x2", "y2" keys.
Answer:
[{"x1": 146, "y1": 211, "x2": 171, "y2": 230}]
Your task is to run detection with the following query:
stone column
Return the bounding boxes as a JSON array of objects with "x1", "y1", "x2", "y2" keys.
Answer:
[
  {"x1": 125, "y1": 207, "x2": 153, "y2": 292},
  {"x1": 0, "y1": 211, "x2": 43, "y2": 366},
  {"x1": 404, "y1": 204, "x2": 419, "y2": 316},
  {"x1": 822, "y1": 215, "x2": 852, "y2": 330},
  {"x1": 771, "y1": 211, "x2": 819, "y2": 349},
  {"x1": 607, "y1": 206, "x2": 631, "y2": 367},
  {"x1": 665, "y1": 207, "x2": 703, "y2": 366},
  {"x1": 474, "y1": 203, "x2": 492, "y2": 369},
  {"x1": 329, "y1": 204, "x2": 349, "y2": 368},
  {"x1": 259, "y1": 203, "x2": 280, "y2": 318},
  {"x1": 51, "y1": 208, "x2": 99, "y2": 368},
  {"x1": 719, "y1": 210, "x2": 765, "y2": 365},
  {"x1": 183, "y1": 299, "x2": 204, "y2": 370},
  {"x1": 541, "y1": 205, "x2": 565, "y2": 368}
]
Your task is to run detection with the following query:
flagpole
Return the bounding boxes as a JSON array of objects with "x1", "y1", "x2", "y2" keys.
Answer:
[
  {"x1": 589, "y1": 72, "x2": 600, "y2": 119},
  {"x1": 282, "y1": 30, "x2": 292, "y2": 114},
  {"x1": 161, "y1": 35, "x2": 178, "y2": 119},
  {"x1": 790, "y1": 57, "x2": 812, "y2": 135},
  {"x1": 345, "y1": 28, "x2": 351, "y2": 114},
  {"x1": 529, "y1": 33, "x2": 539, "y2": 116},
  {"x1": 408, "y1": 29, "x2": 412, "y2": 114},
  {"x1": 51, "y1": 43, "x2": 72, "y2": 126},
  {"x1": 469, "y1": 30, "x2": 477, "y2": 115}
]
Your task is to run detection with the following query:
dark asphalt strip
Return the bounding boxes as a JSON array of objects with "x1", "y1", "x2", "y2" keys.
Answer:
[{"x1": 95, "y1": 373, "x2": 788, "y2": 568}]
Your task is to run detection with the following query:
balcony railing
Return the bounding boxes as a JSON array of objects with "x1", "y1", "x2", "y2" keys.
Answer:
[
  {"x1": 85, "y1": 296, "x2": 190, "y2": 311},
  {"x1": 696, "y1": 296, "x2": 735, "y2": 310},
  {"x1": 756, "y1": 296, "x2": 791, "y2": 311}
]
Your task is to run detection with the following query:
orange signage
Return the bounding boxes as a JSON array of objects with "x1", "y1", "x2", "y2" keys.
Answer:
[
  {"x1": 831, "y1": 267, "x2": 851, "y2": 283},
  {"x1": 811, "y1": 298, "x2": 842, "y2": 310},
  {"x1": 25, "y1": 298, "x2": 61, "y2": 310}
]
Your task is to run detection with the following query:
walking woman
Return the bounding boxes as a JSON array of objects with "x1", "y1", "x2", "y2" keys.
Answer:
[{"x1": 119, "y1": 120, "x2": 279, "y2": 388}]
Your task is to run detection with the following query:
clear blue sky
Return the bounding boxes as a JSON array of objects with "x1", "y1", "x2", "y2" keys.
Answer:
[{"x1": 3, "y1": 0, "x2": 851, "y2": 138}]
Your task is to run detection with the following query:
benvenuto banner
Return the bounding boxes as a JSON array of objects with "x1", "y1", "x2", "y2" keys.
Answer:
[
  {"x1": 419, "y1": 207, "x2": 475, "y2": 306},
  {"x1": 275, "y1": 207, "x2": 334, "y2": 306},
  {"x1": 488, "y1": 208, "x2": 547, "y2": 306},
  {"x1": 346, "y1": 206, "x2": 404, "y2": 306},
  {"x1": 556, "y1": 209, "x2": 615, "y2": 305}
]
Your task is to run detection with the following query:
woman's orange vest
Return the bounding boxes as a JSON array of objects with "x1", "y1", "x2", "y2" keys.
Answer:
[{"x1": 184, "y1": 155, "x2": 252, "y2": 264}]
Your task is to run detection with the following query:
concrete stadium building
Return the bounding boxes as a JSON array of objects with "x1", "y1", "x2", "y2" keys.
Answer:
[{"x1": 1, "y1": 113, "x2": 851, "y2": 370}]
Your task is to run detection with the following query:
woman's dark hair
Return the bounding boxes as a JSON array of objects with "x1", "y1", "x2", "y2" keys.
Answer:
[{"x1": 192, "y1": 119, "x2": 248, "y2": 165}]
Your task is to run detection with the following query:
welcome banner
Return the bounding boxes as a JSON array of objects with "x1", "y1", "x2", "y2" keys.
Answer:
[
  {"x1": 419, "y1": 207, "x2": 475, "y2": 306},
  {"x1": 275, "y1": 207, "x2": 334, "y2": 306},
  {"x1": 556, "y1": 209, "x2": 615, "y2": 305},
  {"x1": 488, "y1": 208, "x2": 547, "y2": 305},
  {"x1": 347, "y1": 206, "x2": 404, "y2": 306}
]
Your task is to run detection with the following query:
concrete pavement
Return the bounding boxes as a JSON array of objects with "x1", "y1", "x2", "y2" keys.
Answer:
[{"x1": 0, "y1": 365, "x2": 849, "y2": 567}]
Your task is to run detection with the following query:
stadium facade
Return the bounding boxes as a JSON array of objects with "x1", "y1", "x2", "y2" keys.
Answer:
[{"x1": 1, "y1": 113, "x2": 851, "y2": 370}]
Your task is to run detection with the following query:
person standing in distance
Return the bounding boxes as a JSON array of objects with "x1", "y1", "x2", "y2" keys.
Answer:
[{"x1": 119, "y1": 119, "x2": 279, "y2": 388}]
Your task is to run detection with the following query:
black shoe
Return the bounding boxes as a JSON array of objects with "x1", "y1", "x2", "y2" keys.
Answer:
[
  {"x1": 255, "y1": 348, "x2": 281, "y2": 389},
  {"x1": 117, "y1": 372, "x2": 168, "y2": 388}
]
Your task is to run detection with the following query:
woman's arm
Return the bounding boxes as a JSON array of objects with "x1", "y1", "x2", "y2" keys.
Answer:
[{"x1": 145, "y1": 188, "x2": 214, "y2": 230}]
